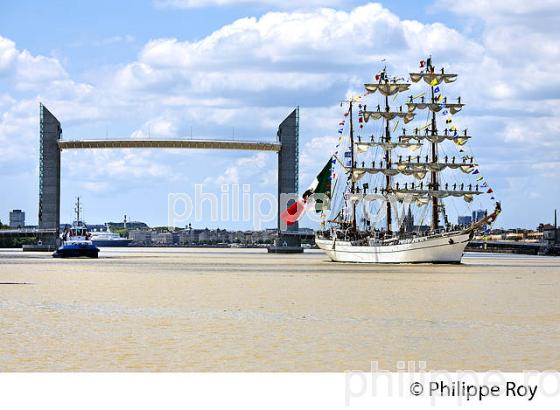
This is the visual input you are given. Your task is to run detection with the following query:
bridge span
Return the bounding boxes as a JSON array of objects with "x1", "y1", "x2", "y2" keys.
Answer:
[{"x1": 58, "y1": 139, "x2": 281, "y2": 152}]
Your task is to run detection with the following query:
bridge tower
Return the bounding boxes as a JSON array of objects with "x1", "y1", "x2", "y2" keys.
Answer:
[
  {"x1": 38, "y1": 104, "x2": 61, "y2": 243},
  {"x1": 269, "y1": 108, "x2": 303, "y2": 252}
]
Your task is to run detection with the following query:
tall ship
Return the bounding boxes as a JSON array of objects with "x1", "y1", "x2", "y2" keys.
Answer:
[{"x1": 313, "y1": 58, "x2": 501, "y2": 263}]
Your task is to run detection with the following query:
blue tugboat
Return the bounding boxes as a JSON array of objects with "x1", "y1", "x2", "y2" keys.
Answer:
[{"x1": 53, "y1": 197, "x2": 99, "y2": 258}]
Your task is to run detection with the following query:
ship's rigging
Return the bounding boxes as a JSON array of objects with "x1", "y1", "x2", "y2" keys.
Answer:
[
  {"x1": 325, "y1": 57, "x2": 498, "y2": 237},
  {"x1": 309, "y1": 57, "x2": 501, "y2": 263}
]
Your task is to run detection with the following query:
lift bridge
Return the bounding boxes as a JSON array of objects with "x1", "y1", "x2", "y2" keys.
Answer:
[{"x1": 29, "y1": 103, "x2": 304, "y2": 252}]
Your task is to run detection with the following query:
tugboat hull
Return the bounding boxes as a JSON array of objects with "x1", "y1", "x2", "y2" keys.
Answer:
[{"x1": 53, "y1": 244, "x2": 99, "y2": 258}]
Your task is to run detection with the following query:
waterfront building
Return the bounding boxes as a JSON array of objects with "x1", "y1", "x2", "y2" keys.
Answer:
[
  {"x1": 472, "y1": 209, "x2": 487, "y2": 222},
  {"x1": 543, "y1": 227, "x2": 559, "y2": 245},
  {"x1": 177, "y1": 229, "x2": 199, "y2": 245},
  {"x1": 129, "y1": 230, "x2": 152, "y2": 245},
  {"x1": 197, "y1": 229, "x2": 215, "y2": 243},
  {"x1": 153, "y1": 232, "x2": 173, "y2": 245},
  {"x1": 9, "y1": 209, "x2": 25, "y2": 228},
  {"x1": 458, "y1": 215, "x2": 472, "y2": 226},
  {"x1": 540, "y1": 210, "x2": 559, "y2": 245},
  {"x1": 402, "y1": 208, "x2": 414, "y2": 232}
]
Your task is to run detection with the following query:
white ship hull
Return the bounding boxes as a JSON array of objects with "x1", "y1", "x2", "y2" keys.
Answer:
[{"x1": 315, "y1": 232, "x2": 471, "y2": 264}]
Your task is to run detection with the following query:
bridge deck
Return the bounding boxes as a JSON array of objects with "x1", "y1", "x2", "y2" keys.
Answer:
[
  {"x1": 0, "y1": 229, "x2": 57, "y2": 237},
  {"x1": 58, "y1": 139, "x2": 281, "y2": 152}
]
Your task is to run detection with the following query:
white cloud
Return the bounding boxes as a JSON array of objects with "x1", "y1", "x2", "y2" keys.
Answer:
[
  {"x1": 299, "y1": 134, "x2": 338, "y2": 183},
  {"x1": 531, "y1": 162, "x2": 560, "y2": 178},
  {"x1": 439, "y1": 0, "x2": 560, "y2": 102},
  {"x1": 501, "y1": 117, "x2": 560, "y2": 148},
  {"x1": 204, "y1": 152, "x2": 270, "y2": 185},
  {"x1": 81, "y1": 181, "x2": 111, "y2": 193},
  {"x1": 437, "y1": 0, "x2": 559, "y2": 21},
  {"x1": 138, "y1": 5, "x2": 477, "y2": 73},
  {"x1": 0, "y1": 98, "x2": 39, "y2": 162},
  {"x1": 63, "y1": 149, "x2": 175, "y2": 195},
  {"x1": 93, "y1": 35, "x2": 135, "y2": 47},
  {"x1": 154, "y1": 0, "x2": 343, "y2": 10},
  {"x1": 107, "y1": 2, "x2": 482, "y2": 126},
  {"x1": 0, "y1": 37, "x2": 17, "y2": 73},
  {"x1": 0, "y1": 35, "x2": 68, "y2": 90}
]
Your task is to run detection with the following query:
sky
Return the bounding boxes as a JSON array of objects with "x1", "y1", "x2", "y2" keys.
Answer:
[{"x1": 0, "y1": 0, "x2": 559, "y2": 230}]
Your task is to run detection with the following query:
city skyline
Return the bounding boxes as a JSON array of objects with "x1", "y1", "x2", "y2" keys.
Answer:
[{"x1": 1, "y1": 0, "x2": 558, "y2": 229}]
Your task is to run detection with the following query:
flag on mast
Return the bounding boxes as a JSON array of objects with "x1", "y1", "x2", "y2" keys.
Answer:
[{"x1": 280, "y1": 157, "x2": 333, "y2": 225}]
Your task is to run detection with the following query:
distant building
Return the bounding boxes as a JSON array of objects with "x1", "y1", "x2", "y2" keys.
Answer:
[
  {"x1": 402, "y1": 208, "x2": 414, "y2": 232},
  {"x1": 197, "y1": 229, "x2": 214, "y2": 243},
  {"x1": 9, "y1": 209, "x2": 25, "y2": 228},
  {"x1": 129, "y1": 230, "x2": 152, "y2": 245},
  {"x1": 177, "y1": 229, "x2": 200, "y2": 245},
  {"x1": 153, "y1": 232, "x2": 173, "y2": 245},
  {"x1": 458, "y1": 215, "x2": 472, "y2": 226},
  {"x1": 472, "y1": 209, "x2": 487, "y2": 222},
  {"x1": 543, "y1": 226, "x2": 559, "y2": 245}
]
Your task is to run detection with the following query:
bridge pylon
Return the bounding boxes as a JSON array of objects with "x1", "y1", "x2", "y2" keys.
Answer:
[
  {"x1": 268, "y1": 108, "x2": 303, "y2": 253},
  {"x1": 37, "y1": 104, "x2": 61, "y2": 246}
]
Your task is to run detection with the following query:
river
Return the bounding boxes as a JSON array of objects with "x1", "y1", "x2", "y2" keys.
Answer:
[{"x1": 1, "y1": 248, "x2": 558, "y2": 371}]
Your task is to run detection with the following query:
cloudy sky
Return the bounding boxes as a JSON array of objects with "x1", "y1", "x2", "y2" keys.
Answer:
[{"x1": 0, "y1": 0, "x2": 558, "y2": 229}]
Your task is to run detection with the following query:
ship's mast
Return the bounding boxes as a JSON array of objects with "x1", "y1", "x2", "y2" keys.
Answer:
[
  {"x1": 407, "y1": 57, "x2": 470, "y2": 231},
  {"x1": 349, "y1": 100, "x2": 357, "y2": 231},
  {"x1": 429, "y1": 70, "x2": 439, "y2": 230},
  {"x1": 384, "y1": 78, "x2": 392, "y2": 234},
  {"x1": 75, "y1": 196, "x2": 81, "y2": 224},
  {"x1": 360, "y1": 67, "x2": 413, "y2": 235}
]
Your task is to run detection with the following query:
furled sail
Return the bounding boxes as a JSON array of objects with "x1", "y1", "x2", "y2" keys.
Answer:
[
  {"x1": 348, "y1": 192, "x2": 429, "y2": 204},
  {"x1": 363, "y1": 83, "x2": 411, "y2": 96},
  {"x1": 355, "y1": 141, "x2": 422, "y2": 152},
  {"x1": 409, "y1": 72, "x2": 458, "y2": 85},
  {"x1": 399, "y1": 133, "x2": 471, "y2": 145},
  {"x1": 348, "y1": 193, "x2": 387, "y2": 202},
  {"x1": 406, "y1": 102, "x2": 463, "y2": 114},
  {"x1": 395, "y1": 167, "x2": 428, "y2": 180},
  {"x1": 347, "y1": 192, "x2": 431, "y2": 207},
  {"x1": 348, "y1": 184, "x2": 480, "y2": 204},
  {"x1": 351, "y1": 162, "x2": 475, "y2": 182},
  {"x1": 415, "y1": 196, "x2": 430, "y2": 207},
  {"x1": 396, "y1": 162, "x2": 476, "y2": 172},
  {"x1": 352, "y1": 168, "x2": 400, "y2": 182},
  {"x1": 363, "y1": 110, "x2": 415, "y2": 124},
  {"x1": 392, "y1": 188, "x2": 482, "y2": 202}
]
